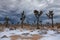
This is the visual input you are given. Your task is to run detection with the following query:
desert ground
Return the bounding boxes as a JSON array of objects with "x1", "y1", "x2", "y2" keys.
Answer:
[{"x1": 0, "y1": 24, "x2": 60, "y2": 40}]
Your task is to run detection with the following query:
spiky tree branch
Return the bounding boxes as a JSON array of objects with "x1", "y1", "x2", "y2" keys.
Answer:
[
  {"x1": 34, "y1": 10, "x2": 43, "y2": 29},
  {"x1": 46, "y1": 11, "x2": 54, "y2": 28},
  {"x1": 20, "y1": 11, "x2": 26, "y2": 28},
  {"x1": 4, "y1": 16, "x2": 9, "y2": 28}
]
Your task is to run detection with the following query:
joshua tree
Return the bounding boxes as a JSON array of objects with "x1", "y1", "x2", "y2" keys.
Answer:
[
  {"x1": 4, "y1": 16, "x2": 9, "y2": 28},
  {"x1": 0, "y1": 23, "x2": 2, "y2": 25},
  {"x1": 26, "y1": 19, "x2": 29, "y2": 24},
  {"x1": 46, "y1": 11, "x2": 54, "y2": 28},
  {"x1": 20, "y1": 11, "x2": 26, "y2": 28},
  {"x1": 39, "y1": 20, "x2": 42, "y2": 27},
  {"x1": 34, "y1": 10, "x2": 43, "y2": 29},
  {"x1": 17, "y1": 22, "x2": 20, "y2": 25},
  {"x1": 46, "y1": 22, "x2": 50, "y2": 26},
  {"x1": 33, "y1": 20, "x2": 36, "y2": 25},
  {"x1": 12, "y1": 22, "x2": 14, "y2": 25}
]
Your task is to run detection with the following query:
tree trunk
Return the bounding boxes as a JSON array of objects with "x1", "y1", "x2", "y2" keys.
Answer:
[
  {"x1": 51, "y1": 15, "x2": 54, "y2": 28},
  {"x1": 5, "y1": 21, "x2": 8, "y2": 28},
  {"x1": 21, "y1": 20, "x2": 23, "y2": 28},
  {"x1": 37, "y1": 17, "x2": 40, "y2": 29}
]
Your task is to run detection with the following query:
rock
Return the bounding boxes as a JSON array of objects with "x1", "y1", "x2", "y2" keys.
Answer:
[
  {"x1": 9, "y1": 28, "x2": 14, "y2": 30},
  {"x1": 1, "y1": 35, "x2": 8, "y2": 38},
  {"x1": 22, "y1": 33, "x2": 29, "y2": 36},
  {"x1": 39, "y1": 30, "x2": 47, "y2": 34},
  {"x1": 56, "y1": 31, "x2": 60, "y2": 34},
  {"x1": 30, "y1": 30, "x2": 33, "y2": 32}
]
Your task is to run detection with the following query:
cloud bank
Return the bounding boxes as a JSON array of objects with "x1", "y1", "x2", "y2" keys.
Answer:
[{"x1": 0, "y1": 0, "x2": 60, "y2": 24}]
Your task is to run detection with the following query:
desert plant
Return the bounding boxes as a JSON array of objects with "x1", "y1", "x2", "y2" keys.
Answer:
[
  {"x1": 39, "y1": 20, "x2": 42, "y2": 26},
  {"x1": 34, "y1": 10, "x2": 43, "y2": 29},
  {"x1": 4, "y1": 16, "x2": 9, "y2": 28},
  {"x1": 46, "y1": 11, "x2": 54, "y2": 28},
  {"x1": 46, "y1": 22, "x2": 50, "y2": 26},
  {"x1": 33, "y1": 20, "x2": 36, "y2": 25},
  {"x1": 0, "y1": 23, "x2": 2, "y2": 25},
  {"x1": 17, "y1": 22, "x2": 20, "y2": 25},
  {"x1": 12, "y1": 22, "x2": 14, "y2": 24},
  {"x1": 20, "y1": 11, "x2": 26, "y2": 28},
  {"x1": 26, "y1": 19, "x2": 29, "y2": 24}
]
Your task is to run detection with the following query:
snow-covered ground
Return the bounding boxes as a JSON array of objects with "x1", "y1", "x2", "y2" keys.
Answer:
[
  {"x1": 0, "y1": 28, "x2": 60, "y2": 40},
  {"x1": 40, "y1": 34, "x2": 60, "y2": 40}
]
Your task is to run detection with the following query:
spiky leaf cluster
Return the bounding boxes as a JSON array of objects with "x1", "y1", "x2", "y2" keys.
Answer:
[
  {"x1": 46, "y1": 11, "x2": 54, "y2": 19},
  {"x1": 34, "y1": 10, "x2": 43, "y2": 18},
  {"x1": 20, "y1": 11, "x2": 26, "y2": 21}
]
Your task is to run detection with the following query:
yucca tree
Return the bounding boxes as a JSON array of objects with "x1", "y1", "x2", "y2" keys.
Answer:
[
  {"x1": 34, "y1": 10, "x2": 43, "y2": 29},
  {"x1": 17, "y1": 22, "x2": 20, "y2": 25},
  {"x1": 39, "y1": 20, "x2": 42, "y2": 27},
  {"x1": 20, "y1": 11, "x2": 26, "y2": 28},
  {"x1": 33, "y1": 20, "x2": 36, "y2": 25},
  {"x1": 4, "y1": 16, "x2": 9, "y2": 28},
  {"x1": 12, "y1": 22, "x2": 14, "y2": 25},
  {"x1": 46, "y1": 11, "x2": 54, "y2": 28},
  {"x1": 26, "y1": 19, "x2": 29, "y2": 24},
  {"x1": 46, "y1": 22, "x2": 50, "y2": 26}
]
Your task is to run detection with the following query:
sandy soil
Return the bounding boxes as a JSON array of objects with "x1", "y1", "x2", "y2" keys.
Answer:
[{"x1": 10, "y1": 34, "x2": 42, "y2": 40}]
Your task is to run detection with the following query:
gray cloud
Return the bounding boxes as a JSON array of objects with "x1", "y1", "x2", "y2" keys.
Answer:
[{"x1": 0, "y1": 0, "x2": 60, "y2": 23}]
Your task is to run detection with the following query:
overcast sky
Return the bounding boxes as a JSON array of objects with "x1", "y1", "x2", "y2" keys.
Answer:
[{"x1": 0, "y1": 0, "x2": 60, "y2": 24}]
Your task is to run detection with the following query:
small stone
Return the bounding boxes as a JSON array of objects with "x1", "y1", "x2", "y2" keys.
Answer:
[
  {"x1": 1, "y1": 35, "x2": 8, "y2": 38},
  {"x1": 22, "y1": 33, "x2": 29, "y2": 36}
]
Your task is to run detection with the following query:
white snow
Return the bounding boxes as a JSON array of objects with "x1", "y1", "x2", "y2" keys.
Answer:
[
  {"x1": 0, "y1": 28, "x2": 60, "y2": 40},
  {"x1": 47, "y1": 30, "x2": 56, "y2": 34},
  {"x1": 30, "y1": 30, "x2": 39, "y2": 35},
  {"x1": 0, "y1": 38, "x2": 11, "y2": 40},
  {"x1": 40, "y1": 34, "x2": 60, "y2": 40}
]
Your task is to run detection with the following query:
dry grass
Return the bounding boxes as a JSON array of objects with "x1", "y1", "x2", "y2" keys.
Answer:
[
  {"x1": 0, "y1": 26, "x2": 5, "y2": 32},
  {"x1": 10, "y1": 34, "x2": 42, "y2": 40},
  {"x1": 10, "y1": 35, "x2": 21, "y2": 40},
  {"x1": 31, "y1": 34, "x2": 42, "y2": 40}
]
